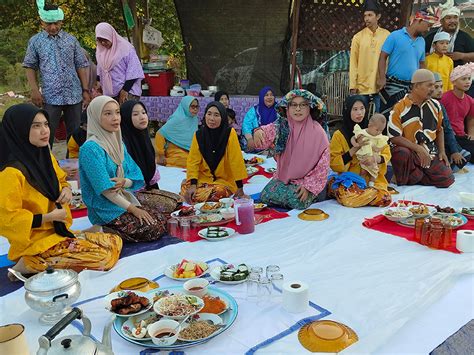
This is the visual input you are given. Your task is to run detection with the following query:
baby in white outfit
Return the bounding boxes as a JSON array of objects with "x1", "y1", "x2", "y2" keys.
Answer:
[{"x1": 350, "y1": 114, "x2": 389, "y2": 187}]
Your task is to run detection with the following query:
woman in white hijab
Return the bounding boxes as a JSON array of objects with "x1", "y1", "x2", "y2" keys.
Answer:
[{"x1": 79, "y1": 96, "x2": 167, "y2": 242}]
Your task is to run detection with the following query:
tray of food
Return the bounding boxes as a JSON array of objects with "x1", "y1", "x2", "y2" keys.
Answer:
[
  {"x1": 210, "y1": 263, "x2": 250, "y2": 284},
  {"x1": 246, "y1": 166, "x2": 259, "y2": 177},
  {"x1": 244, "y1": 156, "x2": 265, "y2": 166},
  {"x1": 113, "y1": 285, "x2": 238, "y2": 350},
  {"x1": 194, "y1": 202, "x2": 223, "y2": 214},
  {"x1": 461, "y1": 207, "x2": 474, "y2": 220},
  {"x1": 198, "y1": 227, "x2": 235, "y2": 241},
  {"x1": 105, "y1": 291, "x2": 154, "y2": 317},
  {"x1": 164, "y1": 259, "x2": 209, "y2": 281},
  {"x1": 193, "y1": 213, "x2": 234, "y2": 227},
  {"x1": 171, "y1": 206, "x2": 200, "y2": 220}
]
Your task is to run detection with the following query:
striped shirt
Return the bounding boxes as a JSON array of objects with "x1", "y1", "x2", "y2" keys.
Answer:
[
  {"x1": 388, "y1": 95, "x2": 443, "y2": 154},
  {"x1": 23, "y1": 30, "x2": 89, "y2": 106}
]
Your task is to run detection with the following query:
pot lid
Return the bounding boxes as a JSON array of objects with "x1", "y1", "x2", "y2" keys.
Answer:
[
  {"x1": 47, "y1": 335, "x2": 99, "y2": 355},
  {"x1": 25, "y1": 267, "x2": 78, "y2": 292}
]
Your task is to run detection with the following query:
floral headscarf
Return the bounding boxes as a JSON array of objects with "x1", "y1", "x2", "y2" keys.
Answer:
[{"x1": 273, "y1": 89, "x2": 327, "y2": 154}]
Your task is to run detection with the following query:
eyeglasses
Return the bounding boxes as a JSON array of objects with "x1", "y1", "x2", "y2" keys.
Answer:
[
  {"x1": 288, "y1": 102, "x2": 309, "y2": 109},
  {"x1": 189, "y1": 104, "x2": 199, "y2": 109}
]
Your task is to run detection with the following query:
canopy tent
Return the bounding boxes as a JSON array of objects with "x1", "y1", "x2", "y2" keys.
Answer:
[{"x1": 172, "y1": 0, "x2": 413, "y2": 95}]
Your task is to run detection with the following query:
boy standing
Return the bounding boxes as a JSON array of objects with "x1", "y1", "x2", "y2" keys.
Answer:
[
  {"x1": 426, "y1": 32, "x2": 454, "y2": 93},
  {"x1": 440, "y1": 63, "x2": 474, "y2": 162}
]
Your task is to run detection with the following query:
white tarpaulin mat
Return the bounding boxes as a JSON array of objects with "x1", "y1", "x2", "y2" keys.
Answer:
[{"x1": 1, "y1": 156, "x2": 473, "y2": 354}]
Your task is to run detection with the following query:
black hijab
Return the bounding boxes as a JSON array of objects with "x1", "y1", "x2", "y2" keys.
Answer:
[
  {"x1": 341, "y1": 95, "x2": 368, "y2": 147},
  {"x1": 196, "y1": 102, "x2": 231, "y2": 177},
  {"x1": 120, "y1": 100, "x2": 158, "y2": 189},
  {"x1": 1, "y1": 104, "x2": 74, "y2": 238},
  {"x1": 214, "y1": 91, "x2": 229, "y2": 103},
  {"x1": 71, "y1": 110, "x2": 88, "y2": 147}
]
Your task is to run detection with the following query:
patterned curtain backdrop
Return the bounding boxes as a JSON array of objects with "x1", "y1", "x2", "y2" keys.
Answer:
[{"x1": 297, "y1": 0, "x2": 413, "y2": 51}]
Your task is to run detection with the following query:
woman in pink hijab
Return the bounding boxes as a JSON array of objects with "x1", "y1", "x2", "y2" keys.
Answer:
[
  {"x1": 95, "y1": 22, "x2": 145, "y2": 104},
  {"x1": 253, "y1": 89, "x2": 330, "y2": 209}
]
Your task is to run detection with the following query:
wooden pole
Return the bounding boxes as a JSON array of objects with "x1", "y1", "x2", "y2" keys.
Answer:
[{"x1": 290, "y1": 0, "x2": 301, "y2": 90}]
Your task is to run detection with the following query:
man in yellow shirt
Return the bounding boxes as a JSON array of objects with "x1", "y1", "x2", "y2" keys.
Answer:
[
  {"x1": 349, "y1": 0, "x2": 390, "y2": 114},
  {"x1": 425, "y1": 31, "x2": 454, "y2": 92}
]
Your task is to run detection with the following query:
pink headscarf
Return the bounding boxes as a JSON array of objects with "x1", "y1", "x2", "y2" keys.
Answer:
[
  {"x1": 95, "y1": 22, "x2": 134, "y2": 96},
  {"x1": 275, "y1": 111, "x2": 329, "y2": 184},
  {"x1": 450, "y1": 62, "x2": 474, "y2": 82}
]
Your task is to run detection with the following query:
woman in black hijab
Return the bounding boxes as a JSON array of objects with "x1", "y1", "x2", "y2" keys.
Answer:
[
  {"x1": 0, "y1": 103, "x2": 122, "y2": 276},
  {"x1": 182, "y1": 101, "x2": 248, "y2": 203},
  {"x1": 120, "y1": 100, "x2": 158, "y2": 190},
  {"x1": 328, "y1": 96, "x2": 392, "y2": 207}
]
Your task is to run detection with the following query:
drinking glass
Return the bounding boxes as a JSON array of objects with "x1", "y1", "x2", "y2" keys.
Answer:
[
  {"x1": 270, "y1": 273, "x2": 284, "y2": 302},
  {"x1": 246, "y1": 272, "x2": 260, "y2": 302},
  {"x1": 179, "y1": 219, "x2": 191, "y2": 240},
  {"x1": 257, "y1": 277, "x2": 272, "y2": 305},
  {"x1": 167, "y1": 218, "x2": 179, "y2": 237},
  {"x1": 251, "y1": 266, "x2": 263, "y2": 275},
  {"x1": 266, "y1": 265, "x2": 280, "y2": 279}
]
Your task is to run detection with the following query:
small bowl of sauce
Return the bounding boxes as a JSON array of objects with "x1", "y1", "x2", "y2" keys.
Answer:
[
  {"x1": 183, "y1": 278, "x2": 209, "y2": 297},
  {"x1": 148, "y1": 319, "x2": 180, "y2": 346}
]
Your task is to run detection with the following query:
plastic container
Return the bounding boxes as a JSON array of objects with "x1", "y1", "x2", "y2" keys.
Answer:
[
  {"x1": 235, "y1": 198, "x2": 255, "y2": 234},
  {"x1": 145, "y1": 70, "x2": 175, "y2": 96}
]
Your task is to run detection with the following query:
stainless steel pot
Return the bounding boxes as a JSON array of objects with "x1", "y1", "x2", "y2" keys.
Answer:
[{"x1": 9, "y1": 267, "x2": 81, "y2": 324}]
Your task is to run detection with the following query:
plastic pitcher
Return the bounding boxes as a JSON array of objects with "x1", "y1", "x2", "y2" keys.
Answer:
[{"x1": 234, "y1": 198, "x2": 255, "y2": 234}]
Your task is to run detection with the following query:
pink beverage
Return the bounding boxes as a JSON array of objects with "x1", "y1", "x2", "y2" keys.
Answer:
[{"x1": 235, "y1": 198, "x2": 255, "y2": 234}]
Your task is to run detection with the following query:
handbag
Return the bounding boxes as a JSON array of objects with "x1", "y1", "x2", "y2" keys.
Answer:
[{"x1": 136, "y1": 189, "x2": 183, "y2": 214}]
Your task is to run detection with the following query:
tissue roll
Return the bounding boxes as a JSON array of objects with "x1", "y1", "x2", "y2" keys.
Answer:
[
  {"x1": 456, "y1": 230, "x2": 474, "y2": 253},
  {"x1": 282, "y1": 281, "x2": 309, "y2": 313}
]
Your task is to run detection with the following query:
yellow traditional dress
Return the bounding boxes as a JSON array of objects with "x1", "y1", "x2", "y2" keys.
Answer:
[
  {"x1": 155, "y1": 131, "x2": 189, "y2": 168},
  {"x1": 0, "y1": 155, "x2": 122, "y2": 272},
  {"x1": 181, "y1": 129, "x2": 248, "y2": 202}
]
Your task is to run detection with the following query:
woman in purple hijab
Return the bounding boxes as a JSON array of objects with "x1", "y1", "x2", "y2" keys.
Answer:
[{"x1": 241, "y1": 86, "x2": 277, "y2": 152}]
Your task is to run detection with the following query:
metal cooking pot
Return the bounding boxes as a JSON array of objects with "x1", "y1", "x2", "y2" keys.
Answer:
[{"x1": 9, "y1": 266, "x2": 81, "y2": 324}]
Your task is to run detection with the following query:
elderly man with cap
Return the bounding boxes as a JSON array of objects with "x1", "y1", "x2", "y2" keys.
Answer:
[
  {"x1": 349, "y1": 0, "x2": 390, "y2": 114},
  {"x1": 431, "y1": 72, "x2": 471, "y2": 171},
  {"x1": 387, "y1": 69, "x2": 454, "y2": 187},
  {"x1": 23, "y1": 0, "x2": 90, "y2": 147},
  {"x1": 441, "y1": 63, "x2": 474, "y2": 162},
  {"x1": 377, "y1": 8, "x2": 439, "y2": 118}
]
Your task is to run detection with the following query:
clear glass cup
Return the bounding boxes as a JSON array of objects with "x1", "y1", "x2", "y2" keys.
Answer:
[
  {"x1": 266, "y1": 265, "x2": 280, "y2": 279},
  {"x1": 179, "y1": 219, "x2": 191, "y2": 240},
  {"x1": 251, "y1": 266, "x2": 263, "y2": 275},
  {"x1": 167, "y1": 218, "x2": 179, "y2": 237},
  {"x1": 246, "y1": 272, "x2": 260, "y2": 302},
  {"x1": 257, "y1": 276, "x2": 272, "y2": 305},
  {"x1": 270, "y1": 273, "x2": 284, "y2": 302}
]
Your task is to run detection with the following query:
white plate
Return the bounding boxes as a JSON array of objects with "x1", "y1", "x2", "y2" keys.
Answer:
[
  {"x1": 194, "y1": 202, "x2": 223, "y2": 214},
  {"x1": 164, "y1": 262, "x2": 209, "y2": 281},
  {"x1": 121, "y1": 311, "x2": 162, "y2": 341},
  {"x1": 198, "y1": 227, "x2": 235, "y2": 242},
  {"x1": 105, "y1": 291, "x2": 154, "y2": 318},
  {"x1": 210, "y1": 266, "x2": 249, "y2": 285},
  {"x1": 264, "y1": 167, "x2": 277, "y2": 174},
  {"x1": 246, "y1": 166, "x2": 259, "y2": 175},
  {"x1": 170, "y1": 209, "x2": 201, "y2": 219},
  {"x1": 407, "y1": 205, "x2": 437, "y2": 218},
  {"x1": 194, "y1": 213, "x2": 224, "y2": 224},
  {"x1": 254, "y1": 203, "x2": 267, "y2": 212},
  {"x1": 178, "y1": 313, "x2": 223, "y2": 342},
  {"x1": 153, "y1": 294, "x2": 204, "y2": 320}
]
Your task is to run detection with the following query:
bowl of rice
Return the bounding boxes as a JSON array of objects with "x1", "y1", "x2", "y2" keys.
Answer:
[{"x1": 153, "y1": 294, "x2": 204, "y2": 320}]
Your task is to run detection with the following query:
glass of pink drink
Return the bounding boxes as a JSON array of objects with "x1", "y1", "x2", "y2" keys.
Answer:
[{"x1": 235, "y1": 198, "x2": 255, "y2": 234}]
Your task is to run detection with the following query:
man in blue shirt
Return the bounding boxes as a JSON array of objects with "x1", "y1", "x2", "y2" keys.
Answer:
[
  {"x1": 377, "y1": 8, "x2": 438, "y2": 117},
  {"x1": 23, "y1": 2, "x2": 90, "y2": 147}
]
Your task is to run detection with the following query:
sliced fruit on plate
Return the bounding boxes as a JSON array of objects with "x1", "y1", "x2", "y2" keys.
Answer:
[{"x1": 173, "y1": 259, "x2": 208, "y2": 278}]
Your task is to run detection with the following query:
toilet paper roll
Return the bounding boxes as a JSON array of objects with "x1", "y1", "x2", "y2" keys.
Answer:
[
  {"x1": 456, "y1": 230, "x2": 474, "y2": 253},
  {"x1": 282, "y1": 281, "x2": 309, "y2": 313}
]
